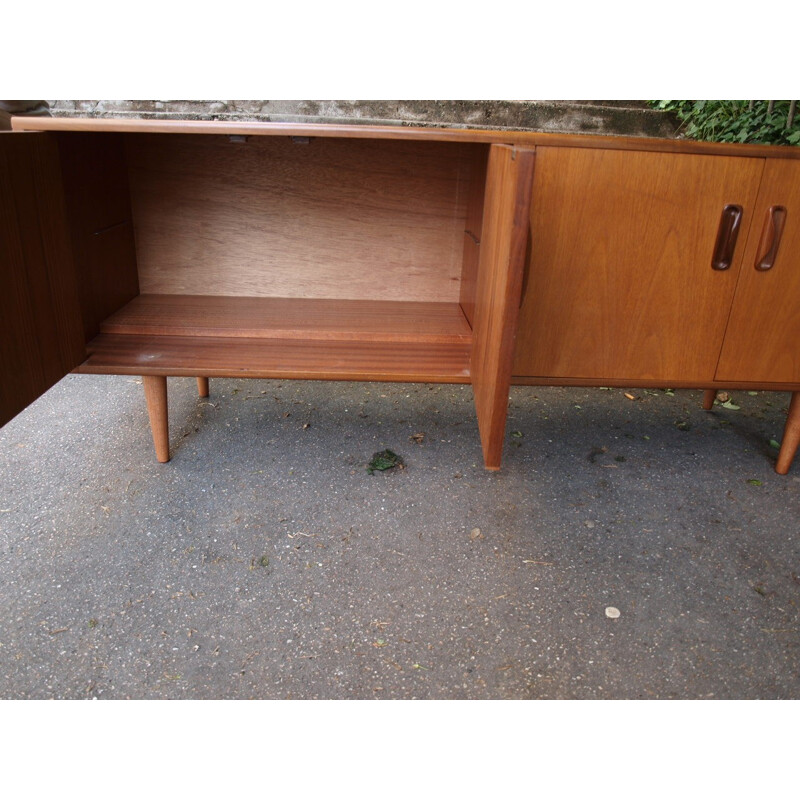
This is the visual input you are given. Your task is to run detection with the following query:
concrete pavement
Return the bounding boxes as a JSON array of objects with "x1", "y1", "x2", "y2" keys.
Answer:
[{"x1": 1, "y1": 375, "x2": 798, "y2": 698}]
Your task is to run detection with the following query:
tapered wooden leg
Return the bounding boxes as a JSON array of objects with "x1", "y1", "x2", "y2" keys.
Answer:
[
  {"x1": 196, "y1": 377, "x2": 209, "y2": 398},
  {"x1": 142, "y1": 375, "x2": 170, "y2": 463},
  {"x1": 776, "y1": 392, "x2": 800, "y2": 475},
  {"x1": 702, "y1": 389, "x2": 717, "y2": 410}
]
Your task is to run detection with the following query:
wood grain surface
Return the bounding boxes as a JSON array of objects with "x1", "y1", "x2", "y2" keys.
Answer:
[
  {"x1": 471, "y1": 144, "x2": 536, "y2": 469},
  {"x1": 13, "y1": 116, "x2": 800, "y2": 161},
  {"x1": 458, "y1": 146, "x2": 489, "y2": 326},
  {"x1": 125, "y1": 134, "x2": 476, "y2": 303},
  {"x1": 56, "y1": 132, "x2": 139, "y2": 339},
  {"x1": 76, "y1": 334, "x2": 472, "y2": 383},
  {"x1": 715, "y1": 159, "x2": 800, "y2": 384},
  {"x1": 513, "y1": 146, "x2": 764, "y2": 383},
  {"x1": 510, "y1": 375, "x2": 800, "y2": 391},
  {"x1": 101, "y1": 294, "x2": 472, "y2": 343},
  {"x1": 775, "y1": 392, "x2": 800, "y2": 474},
  {"x1": 0, "y1": 132, "x2": 85, "y2": 427},
  {"x1": 142, "y1": 375, "x2": 170, "y2": 462}
]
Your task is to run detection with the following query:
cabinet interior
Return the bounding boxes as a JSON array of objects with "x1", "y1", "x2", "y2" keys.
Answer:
[{"x1": 56, "y1": 132, "x2": 490, "y2": 382}]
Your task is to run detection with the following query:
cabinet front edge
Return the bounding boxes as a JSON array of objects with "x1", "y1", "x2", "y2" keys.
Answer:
[{"x1": 10, "y1": 116, "x2": 800, "y2": 159}]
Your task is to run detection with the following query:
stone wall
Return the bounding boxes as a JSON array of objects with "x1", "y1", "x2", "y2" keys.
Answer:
[{"x1": 44, "y1": 100, "x2": 680, "y2": 138}]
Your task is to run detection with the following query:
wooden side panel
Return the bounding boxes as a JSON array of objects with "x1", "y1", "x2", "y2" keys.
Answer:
[
  {"x1": 715, "y1": 159, "x2": 800, "y2": 384},
  {"x1": 459, "y1": 146, "x2": 489, "y2": 326},
  {"x1": 0, "y1": 132, "x2": 85, "y2": 427},
  {"x1": 471, "y1": 145, "x2": 536, "y2": 469},
  {"x1": 125, "y1": 135, "x2": 474, "y2": 302},
  {"x1": 56, "y1": 133, "x2": 139, "y2": 340},
  {"x1": 513, "y1": 147, "x2": 764, "y2": 383}
]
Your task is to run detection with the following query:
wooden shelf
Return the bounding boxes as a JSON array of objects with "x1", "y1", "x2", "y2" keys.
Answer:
[
  {"x1": 84, "y1": 295, "x2": 473, "y2": 382},
  {"x1": 101, "y1": 294, "x2": 473, "y2": 344},
  {"x1": 76, "y1": 334, "x2": 472, "y2": 383}
]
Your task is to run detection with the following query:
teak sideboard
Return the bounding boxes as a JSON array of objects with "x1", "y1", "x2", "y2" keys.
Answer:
[{"x1": 3, "y1": 117, "x2": 800, "y2": 473}]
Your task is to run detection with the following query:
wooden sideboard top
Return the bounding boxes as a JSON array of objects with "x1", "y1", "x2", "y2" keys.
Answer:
[{"x1": 11, "y1": 115, "x2": 800, "y2": 160}]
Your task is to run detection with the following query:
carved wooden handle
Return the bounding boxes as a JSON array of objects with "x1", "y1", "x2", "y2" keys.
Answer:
[
  {"x1": 711, "y1": 204, "x2": 743, "y2": 271},
  {"x1": 755, "y1": 205, "x2": 787, "y2": 272}
]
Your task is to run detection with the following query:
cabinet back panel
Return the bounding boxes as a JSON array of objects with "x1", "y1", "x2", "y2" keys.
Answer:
[{"x1": 125, "y1": 135, "x2": 477, "y2": 302}]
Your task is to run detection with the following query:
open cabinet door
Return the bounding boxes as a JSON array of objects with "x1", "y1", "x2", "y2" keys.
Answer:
[
  {"x1": 0, "y1": 131, "x2": 86, "y2": 427},
  {"x1": 471, "y1": 144, "x2": 536, "y2": 469}
]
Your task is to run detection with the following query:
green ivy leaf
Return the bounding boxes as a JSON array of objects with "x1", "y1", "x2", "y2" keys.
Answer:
[{"x1": 650, "y1": 101, "x2": 799, "y2": 147}]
